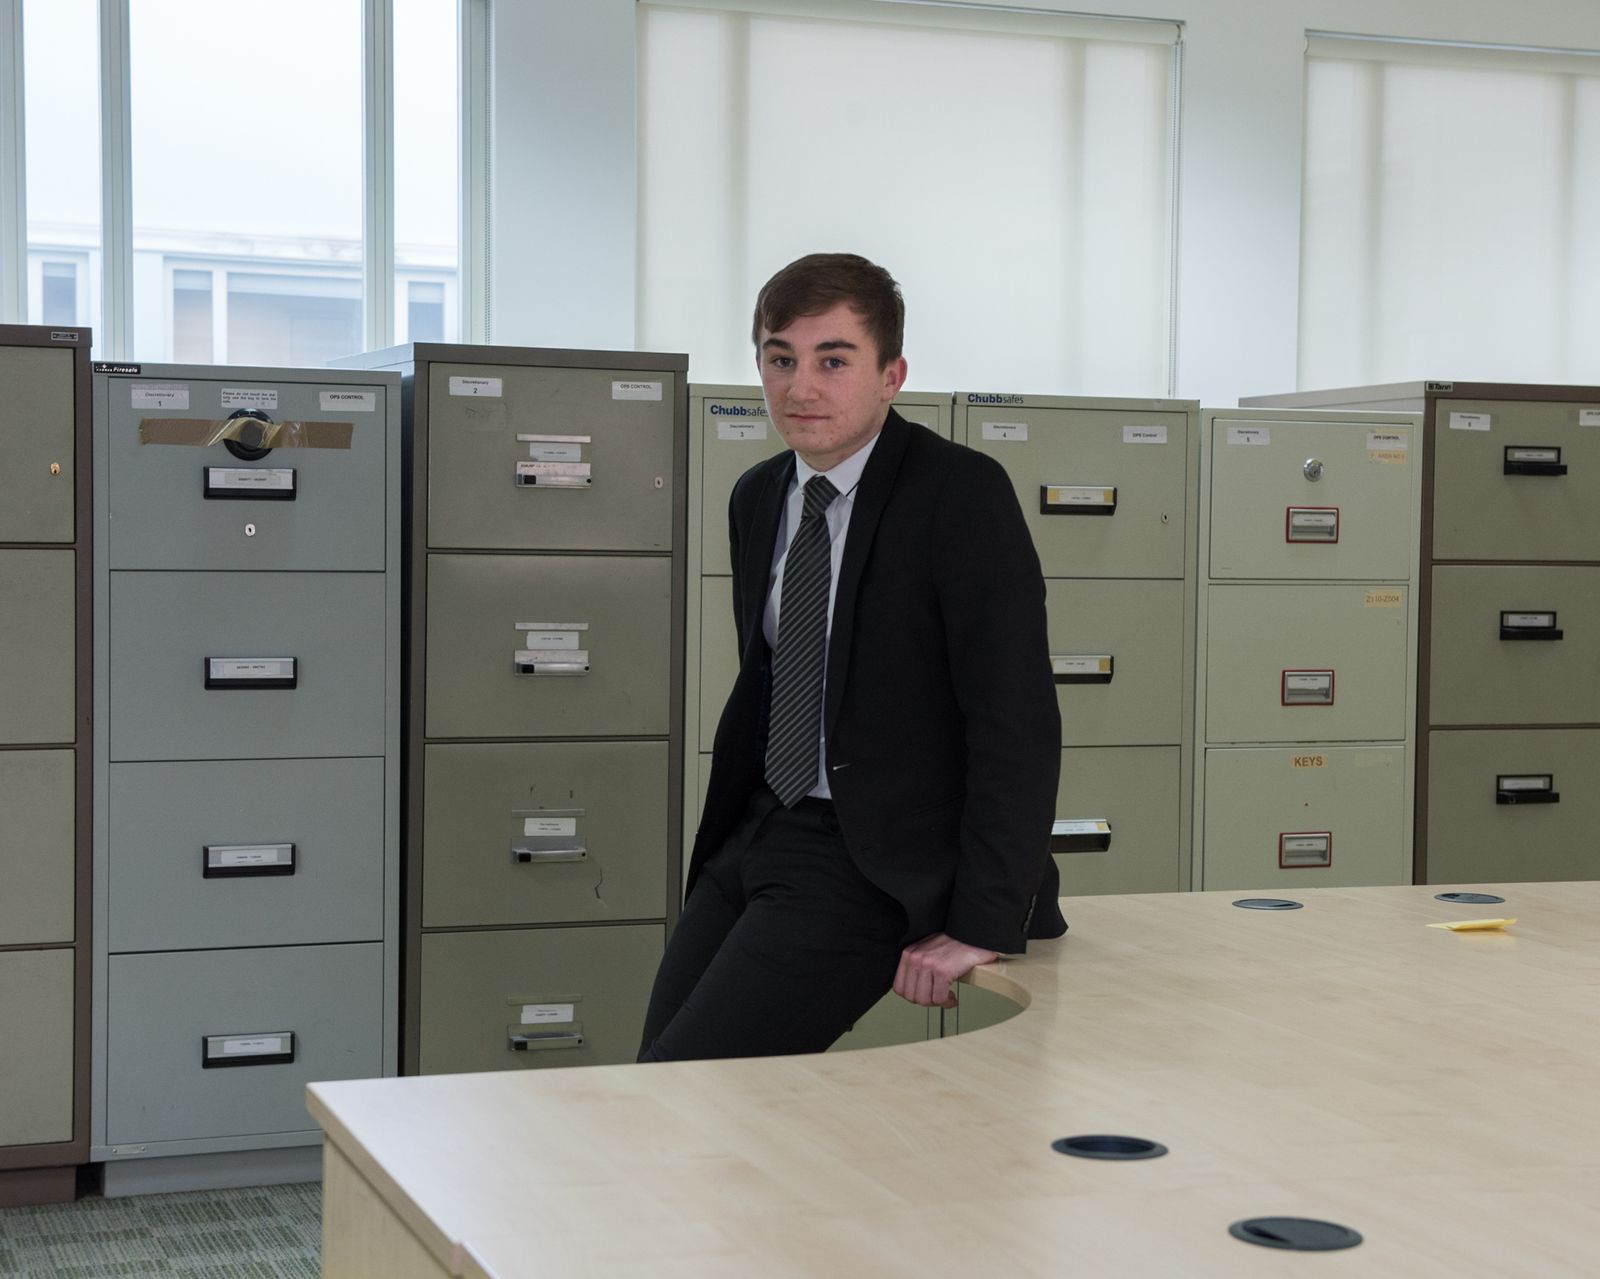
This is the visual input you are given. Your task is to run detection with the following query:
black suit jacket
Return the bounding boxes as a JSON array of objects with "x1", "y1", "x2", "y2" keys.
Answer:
[{"x1": 691, "y1": 409, "x2": 1067, "y2": 954}]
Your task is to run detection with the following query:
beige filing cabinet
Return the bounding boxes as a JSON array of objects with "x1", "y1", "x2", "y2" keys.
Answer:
[
  {"x1": 0, "y1": 328, "x2": 91, "y2": 1208},
  {"x1": 1242, "y1": 381, "x2": 1600, "y2": 884},
  {"x1": 337, "y1": 345, "x2": 688, "y2": 1074},
  {"x1": 685, "y1": 385, "x2": 951, "y2": 1051},
  {"x1": 956, "y1": 392, "x2": 1200, "y2": 901},
  {"x1": 1194, "y1": 408, "x2": 1420, "y2": 892}
]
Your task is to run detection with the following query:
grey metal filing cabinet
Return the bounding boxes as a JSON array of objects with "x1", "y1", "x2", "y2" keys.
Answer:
[
  {"x1": 1242, "y1": 381, "x2": 1600, "y2": 884},
  {"x1": 1194, "y1": 408, "x2": 1421, "y2": 892},
  {"x1": 685, "y1": 386, "x2": 952, "y2": 1051},
  {"x1": 955, "y1": 392, "x2": 1201, "y2": 900},
  {"x1": 92, "y1": 363, "x2": 401, "y2": 1196},
  {"x1": 0, "y1": 327, "x2": 91, "y2": 1208},
  {"x1": 334, "y1": 344, "x2": 687, "y2": 1075}
]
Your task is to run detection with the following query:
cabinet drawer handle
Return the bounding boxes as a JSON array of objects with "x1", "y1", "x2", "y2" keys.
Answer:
[
  {"x1": 1498, "y1": 612, "x2": 1562, "y2": 641},
  {"x1": 1496, "y1": 775, "x2": 1559, "y2": 805},
  {"x1": 508, "y1": 1029, "x2": 584, "y2": 1052},
  {"x1": 511, "y1": 842, "x2": 587, "y2": 864}
]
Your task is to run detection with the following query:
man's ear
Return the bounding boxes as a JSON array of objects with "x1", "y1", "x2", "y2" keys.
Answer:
[{"x1": 882, "y1": 355, "x2": 908, "y2": 399}]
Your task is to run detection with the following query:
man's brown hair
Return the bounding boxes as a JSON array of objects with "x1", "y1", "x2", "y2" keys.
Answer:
[{"x1": 751, "y1": 253, "x2": 905, "y2": 368}]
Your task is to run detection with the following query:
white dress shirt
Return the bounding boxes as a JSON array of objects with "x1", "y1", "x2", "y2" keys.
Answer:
[{"x1": 762, "y1": 430, "x2": 881, "y2": 800}]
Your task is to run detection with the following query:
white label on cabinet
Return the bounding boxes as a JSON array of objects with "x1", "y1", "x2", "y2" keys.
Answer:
[
  {"x1": 1123, "y1": 425, "x2": 1167, "y2": 445},
  {"x1": 718, "y1": 421, "x2": 768, "y2": 441},
  {"x1": 221, "y1": 388, "x2": 279, "y2": 410},
  {"x1": 613, "y1": 381, "x2": 662, "y2": 401},
  {"x1": 450, "y1": 376, "x2": 503, "y2": 397},
  {"x1": 515, "y1": 630, "x2": 581, "y2": 650},
  {"x1": 1226, "y1": 426, "x2": 1269, "y2": 446},
  {"x1": 981, "y1": 421, "x2": 1028, "y2": 442},
  {"x1": 1449, "y1": 412, "x2": 1491, "y2": 432},
  {"x1": 321, "y1": 390, "x2": 376, "y2": 412},
  {"x1": 133, "y1": 383, "x2": 189, "y2": 410},
  {"x1": 1580, "y1": 409, "x2": 1600, "y2": 426},
  {"x1": 520, "y1": 1004, "x2": 576, "y2": 1025},
  {"x1": 523, "y1": 817, "x2": 578, "y2": 837}
]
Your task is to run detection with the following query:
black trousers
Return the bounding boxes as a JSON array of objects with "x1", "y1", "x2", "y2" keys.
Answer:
[{"x1": 637, "y1": 787, "x2": 908, "y2": 1062}]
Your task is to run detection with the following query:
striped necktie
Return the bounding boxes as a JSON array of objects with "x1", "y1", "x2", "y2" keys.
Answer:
[{"x1": 764, "y1": 474, "x2": 840, "y2": 806}]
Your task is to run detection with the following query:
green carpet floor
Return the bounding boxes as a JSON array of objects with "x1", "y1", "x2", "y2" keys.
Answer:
[{"x1": 0, "y1": 1182, "x2": 320, "y2": 1278}]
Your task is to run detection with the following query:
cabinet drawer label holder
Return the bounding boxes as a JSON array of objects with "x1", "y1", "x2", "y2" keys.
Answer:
[
  {"x1": 1050, "y1": 818, "x2": 1111, "y2": 855},
  {"x1": 515, "y1": 460, "x2": 592, "y2": 488},
  {"x1": 1040, "y1": 485, "x2": 1116, "y2": 516},
  {"x1": 205, "y1": 657, "x2": 298, "y2": 689},
  {"x1": 202, "y1": 1032, "x2": 296, "y2": 1068},
  {"x1": 1503, "y1": 446, "x2": 1566, "y2": 477},
  {"x1": 1286, "y1": 507, "x2": 1339, "y2": 543},
  {"x1": 507, "y1": 994, "x2": 585, "y2": 1051},
  {"x1": 1281, "y1": 670, "x2": 1335, "y2": 705},
  {"x1": 1499, "y1": 611, "x2": 1562, "y2": 641},
  {"x1": 1279, "y1": 832, "x2": 1332, "y2": 869},
  {"x1": 203, "y1": 467, "x2": 297, "y2": 500},
  {"x1": 203, "y1": 843, "x2": 296, "y2": 878},
  {"x1": 1052, "y1": 654, "x2": 1114, "y2": 684},
  {"x1": 511, "y1": 808, "x2": 587, "y2": 863},
  {"x1": 1495, "y1": 774, "x2": 1559, "y2": 805}
]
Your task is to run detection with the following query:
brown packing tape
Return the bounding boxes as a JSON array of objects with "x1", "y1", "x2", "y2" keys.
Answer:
[{"x1": 137, "y1": 418, "x2": 356, "y2": 449}]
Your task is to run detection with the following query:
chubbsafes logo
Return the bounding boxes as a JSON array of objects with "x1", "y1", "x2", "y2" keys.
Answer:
[
  {"x1": 966, "y1": 393, "x2": 1025, "y2": 405},
  {"x1": 710, "y1": 403, "x2": 768, "y2": 417}
]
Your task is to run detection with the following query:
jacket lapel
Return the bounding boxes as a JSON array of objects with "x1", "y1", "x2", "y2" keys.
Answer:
[
  {"x1": 740, "y1": 452, "x2": 793, "y2": 661},
  {"x1": 825, "y1": 409, "x2": 910, "y2": 731}
]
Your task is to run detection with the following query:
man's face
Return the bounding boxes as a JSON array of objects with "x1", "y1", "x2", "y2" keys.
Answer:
[{"x1": 757, "y1": 302, "x2": 908, "y2": 472}]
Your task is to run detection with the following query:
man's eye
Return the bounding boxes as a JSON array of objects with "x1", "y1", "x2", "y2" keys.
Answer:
[
  {"x1": 823, "y1": 357, "x2": 846, "y2": 369},
  {"x1": 768, "y1": 355, "x2": 794, "y2": 369}
]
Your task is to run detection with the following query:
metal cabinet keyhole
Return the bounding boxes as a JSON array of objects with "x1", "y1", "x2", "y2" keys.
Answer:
[
  {"x1": 1303, "y1": 458, "x2": 1325, "y2": 482},
  {"x1": 245, "y1": 523, "x2": 258, "y2": 537}
]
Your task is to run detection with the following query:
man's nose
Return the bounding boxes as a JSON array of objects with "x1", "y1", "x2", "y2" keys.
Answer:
[{"x1": 788, "y1": 363, "x2": 821, "y2": 402}]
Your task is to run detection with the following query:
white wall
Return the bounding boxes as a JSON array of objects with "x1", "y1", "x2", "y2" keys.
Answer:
[{"x1": 490, "y1": 0, "x2": 1600, "y2": 404}]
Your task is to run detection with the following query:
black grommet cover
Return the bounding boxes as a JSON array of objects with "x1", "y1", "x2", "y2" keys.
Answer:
[
  {"x1": 1232, "y1": 898, "x2": 1303, "y2": 910},
  {"x1": 1051, "y1": 1135, "x2": 1168, "y2": 1161},
  {"x1": 1229, "y1": 1217, "x2": 1362, "y2": 1251},
  {"x1": 1435, "y1": 892, "x2": 1506, "y2": 905},
  {"x1": 223, "y1": 408, "x2": 274, "y2": 461}
]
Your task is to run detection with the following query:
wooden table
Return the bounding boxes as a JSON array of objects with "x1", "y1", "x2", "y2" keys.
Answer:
[{"x1": 309, "y1": 883, "x2": 1600, "y2": 1277}]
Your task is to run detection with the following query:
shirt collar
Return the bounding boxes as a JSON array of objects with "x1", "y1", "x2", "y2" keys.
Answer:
[{"x1": 793, "y1": 423, "x2": 882, "y2": 500}]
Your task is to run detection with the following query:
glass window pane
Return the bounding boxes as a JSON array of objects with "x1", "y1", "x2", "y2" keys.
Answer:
[
  {"x1": 24, "y1": 0, "x2": 101, "y2": 334},
  {"x1": 395, "y1": 0, "x2": 460, "y2": 342},
  {"x1": 130, "y1": 0, "x2": 363, "y2": 363},
  {"x1": 406, "y1": 278, "x2": 445, "y2": 342},
  {"x1": 172, "y1": 267, "x2": 213, "y2": 362}
]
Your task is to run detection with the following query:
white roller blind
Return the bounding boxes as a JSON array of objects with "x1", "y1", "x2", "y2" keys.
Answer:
[
  {"x1": 1300, "y1": 33, "x2": 1600, "y2": 388},
  {"x1": 637, "y1": 2, "x2": 1179, "y2": 394}
]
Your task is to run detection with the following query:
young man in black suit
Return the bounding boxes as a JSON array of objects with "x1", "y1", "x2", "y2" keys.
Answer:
[{"x1": 638, "y1": 253, "x2": 1064, "y2": 1062}]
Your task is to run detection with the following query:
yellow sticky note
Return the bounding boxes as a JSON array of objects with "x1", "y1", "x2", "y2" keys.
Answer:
[{"x1": 1427, "y1": 918, "x2": 1517, "y2": 932}]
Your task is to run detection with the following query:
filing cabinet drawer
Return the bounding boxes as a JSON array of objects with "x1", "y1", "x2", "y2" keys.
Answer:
[
  {"x1": 0, "y1": 750, "x2": 76, "y2": 945},
  {"x1": 698, "y1": 576, "x2": 738, "y2": 740},
  {"x1": 426, "y1": 553, "x2": 672, "y2": 739},
  {"x1": 0, "y1": 948, "x2": 75, "y2": 1147},
  {"x1": 1052, "y1": 746, "x2": 1182, "y2": 896},
  {"x1": 1426, "y1": 729, "x2": 1600, "y2": 883},
  {"x1": 427, "y1": 364, "x2": 676, "y2": 552},
  {"x1": 828, "y1": 993, "x2": 935, "y2": 1052},
  {"x1": 962, "y1": 406, "x2": 1190, "y2": 579},
  {"x1": 1432, "y1": 399, "x2": 1600, "y2": 562},
  {"x1": 0, "y1": 345, "x2": 76, "y2": 543},
  {"x1": 1047, "y1": 578, "x2": 1184, "y2": 746},
  {"x1": 418, "y1": 924, "x2": 663, "y2": 1074},
  {"x1": 108, "y1": 571, "x2": 387, "y2": 761},
  {"x1": 102, "y1": 377, "x2": 389, "y2": 571},
  {"x1": 0, "y1": 549, "x2": 76, "y2": 745},
  {"x1": 106, "y1": 758, "x2": 386, "y2": 951},
  {"x1": 105, "y1": 943, "x2": 384, "y2": 1145},
  {"x1": 1207, "y1": 416, "x2": 1415, "y2": 580},
  {"x1": 1205, "y1": 583, "x2": 1409, "y2": 743},
  {"x1": 697, "y1": 391, "x2": 786, "y2": 577},
  {"x1": 1429, "y1": 565, "x2": 1600, "y2": 726},
  {"x1": 1200, "y1": 746, "x2": 1407, "y2": 890},
  {"x1": 422, "y1": 742, "x2": 669, "y2": 927}
]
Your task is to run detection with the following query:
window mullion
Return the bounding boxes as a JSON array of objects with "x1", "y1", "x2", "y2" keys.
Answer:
[
  {"x1": 98, "y1": 0, "x2": 131, "y2": 358},
  {"x1": 363, "y1": 0, "x2": 395, "y2": 352},
  {"x1": 459, "y1": 0, "x2": 491, "y2": 343},
  {"x1": 0, "y1": 0, "x2": 25, "y2": 322}
]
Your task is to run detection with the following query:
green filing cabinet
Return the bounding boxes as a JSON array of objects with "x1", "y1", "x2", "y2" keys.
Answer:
[
  {"x1": 1241, "y1": 381, "x2": 1600, "y2": 884},
  {"x1": 0, "y1": 328, "x2": 90, "y2": 1208},
  {"x1": 93, "y1": 363, "x2": 402, "y2": 1196},
  {"x1": 1194, "y1": 409, "x2": 1420, "y2": 892},
  {"x1": 335, "y1": 344, "x2": 688, "y2": 1074},
  {"x1": 956, "y1": 392, "x2": 1200, "y2": 900},
  {"x1": 685, "y1": 385, "x2": 952, "y2": 1053}
]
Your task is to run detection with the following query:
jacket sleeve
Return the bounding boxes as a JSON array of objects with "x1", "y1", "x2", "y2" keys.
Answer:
[{"x1": 930, "y1": 451, "x2": 1061, "y2": 953}]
